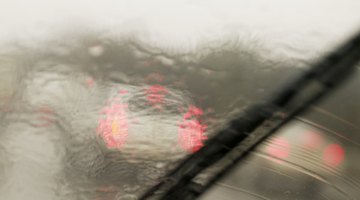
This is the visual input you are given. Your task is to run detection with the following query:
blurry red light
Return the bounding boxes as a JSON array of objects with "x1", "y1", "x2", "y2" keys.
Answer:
[
  {"x1": 178, "y1": 106, "x2": 207, "y2": 153},
  {"x1": 118, "y1": 90, "x2": 128, "y2": 95},
  {"x1": 266, "y1": 138, "x2": 290, "y2": 159},
  {"x1": 97, "y1": 100, "x2": 129, "y2": 149},
  {"x1": 323, "y1": 144, "x2": 345, "y2": 166},
  {"x1": 145, "y1": 85, "x2": 169, "y2": 108}
]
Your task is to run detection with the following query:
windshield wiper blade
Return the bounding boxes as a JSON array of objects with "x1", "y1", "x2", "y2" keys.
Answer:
[{"x1": 140, "y1": 30, "x2": 360, "y2": 200}]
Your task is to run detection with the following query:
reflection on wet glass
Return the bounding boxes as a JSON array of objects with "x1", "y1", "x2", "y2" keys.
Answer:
[
  {"x1": 201, "y1": 70, "x2": 360, "y2": 200},
  {"x1": 1, "y1": 32, "x2": 283, "y2": 199},
  {"x1": 0, "y1": 27, "x2": 291, "y2": 198},
  {"x1": 1, "y1": 31, "x2": 358, "y2": 199},
  {"x1": 97, "y1": 97, "x2": 129, "y2": 149},
  {"x1": 0, "y1": 1, "x2": 359, "y2": 199}
]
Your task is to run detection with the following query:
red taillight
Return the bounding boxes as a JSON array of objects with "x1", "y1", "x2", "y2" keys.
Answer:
[
  {"x1": 323, "y1": 144, "x2": 345, "y2": 166},
  {"x1": 97, "y1": 99, "x2": 129, "y2": 149},
  {"x1": 178, "y1": 106, "x2": 207, "y2": 153},
  {"x1": 145, "y1": 85, "x2": 169, "y2": 109}
]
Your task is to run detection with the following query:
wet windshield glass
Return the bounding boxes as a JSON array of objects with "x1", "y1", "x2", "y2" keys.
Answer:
[
  {"x1": 201, "y1": 69, "x2": 360, "y2": 200},
  {"x1": 0, "y1": 0, "x2": 359, "y2": 200}
]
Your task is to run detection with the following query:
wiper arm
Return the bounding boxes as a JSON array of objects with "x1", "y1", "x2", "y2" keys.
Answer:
[{"x1": 140, "y1": 30, "x2": 360, "y2": 200}]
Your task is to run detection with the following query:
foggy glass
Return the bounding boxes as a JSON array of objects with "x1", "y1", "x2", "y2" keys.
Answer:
[{"x1": 0, "y1": 0, "x2": 359, "y2": 200}]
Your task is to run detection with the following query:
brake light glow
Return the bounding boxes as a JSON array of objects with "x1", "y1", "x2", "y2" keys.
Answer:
[
  {"x1": 266, "y1": 138, "x2": 290, "y2": 159},
  {"x1": 323, "y1": 144, "x2": 345, "y2": 166},
  {"x1": 97, "y1": 100, "x2": 129, "y2": 149},
  {"x1": 178, "y1": 106, "x2": 207, "y2": 153}
]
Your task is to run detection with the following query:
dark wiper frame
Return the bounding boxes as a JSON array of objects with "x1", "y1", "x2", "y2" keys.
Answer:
[{"x1": 140, "y1": 29, "x2": 360, "y2": 200}]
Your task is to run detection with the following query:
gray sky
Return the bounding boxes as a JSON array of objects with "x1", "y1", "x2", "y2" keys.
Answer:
[{"x1": 0, "y1": 0, "x2": 359, "y2": 58}]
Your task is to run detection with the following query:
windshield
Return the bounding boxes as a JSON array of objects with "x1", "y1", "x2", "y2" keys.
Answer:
[{"x1": 0, "y1": 0, "x2": 359, "y2": 200}]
